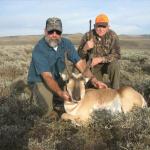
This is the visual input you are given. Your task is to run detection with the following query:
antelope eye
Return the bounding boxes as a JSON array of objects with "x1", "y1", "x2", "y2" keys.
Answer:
[
  {"x1": 81, "y1": 77, "x2": 84, "y2": 80},
  {"x1": 65, "y1": 79, "x2": 69, "y2": 83}
]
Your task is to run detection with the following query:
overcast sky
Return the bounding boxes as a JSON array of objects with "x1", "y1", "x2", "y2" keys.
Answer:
[{"x1": 0, "y1": 0, "x2": 150, "y2": 37}]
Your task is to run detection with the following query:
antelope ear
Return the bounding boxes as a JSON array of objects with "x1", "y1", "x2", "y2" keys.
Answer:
[
  {"x1": 84, "y1": 77, "x2": 90, "y2": 83},
  {"x1": 60, "y1": 73, "x2": 69, "y2": 81}
]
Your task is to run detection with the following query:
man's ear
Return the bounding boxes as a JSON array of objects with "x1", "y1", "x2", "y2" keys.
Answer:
[
  {"x1": 106, "y1": 26, "x2": 109, "y2": 31},
  {"x1": 44, "y1": 28, "x2": 48, "y2": 35}
]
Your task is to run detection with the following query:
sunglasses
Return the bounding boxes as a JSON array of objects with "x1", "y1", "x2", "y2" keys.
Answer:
[
  {"x1": 96, "y1": 25, "x2": 107, "y2": 28},
  {"x1": 47, "y1": 30, "x2": 62, "y2": 35}
]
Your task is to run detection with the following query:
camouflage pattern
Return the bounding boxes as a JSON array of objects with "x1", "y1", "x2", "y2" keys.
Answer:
[
  {"x1": 78, "y1": 29, "x2": 121, "y2": 63},
  {"x1": 46, "y1": 17, "x2": 62, "y2": 32}
]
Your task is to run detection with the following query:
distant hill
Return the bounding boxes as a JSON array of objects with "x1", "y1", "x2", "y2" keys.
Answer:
[
  {"x1": 141, "y1": 34, "x2": 150, "y2": 38},
  {"x1": 121, "y1": 34, "x2": 150, "y2": 38},
  {"x1": 119, "y1": 34, "x2": 150, "y2": 49},
  {"x1": 0, "y1": 35, "x2": 42, "y2": 45},
  {"x1": 0, "y1": 34, "x2": 150, "y2": 49}
]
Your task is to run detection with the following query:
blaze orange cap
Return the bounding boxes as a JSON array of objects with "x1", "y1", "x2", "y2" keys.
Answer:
[{"x1": 95, "y1": 14, "x2": 109, "y2": 26}]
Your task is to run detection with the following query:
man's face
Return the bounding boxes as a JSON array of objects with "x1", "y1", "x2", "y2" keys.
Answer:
[
  {"x1": 95, "y1": 25, "x2": 109, "y2": 37},
  {"x1": 45, "y1": 30, "x2": 62, "y2": 47}
]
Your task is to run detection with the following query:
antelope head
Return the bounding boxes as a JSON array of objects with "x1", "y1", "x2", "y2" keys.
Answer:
[
  {"x1": 60, "y1": 69, "x2": 87, "y2": 102},
  {"x1": 60, "y1": 52, "x2": 89, "y2": 102},
  {"x1": 66, "y1": 73, "x2": 86, "y2": 102}
]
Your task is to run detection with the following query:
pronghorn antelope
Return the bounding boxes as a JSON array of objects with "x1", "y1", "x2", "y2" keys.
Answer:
[
  {"x1": 61, "y1": 73, "x2": 147, "y2": 125},
  {"x1": 61, "y1": 54, "x2": 147, "y2": 125}
]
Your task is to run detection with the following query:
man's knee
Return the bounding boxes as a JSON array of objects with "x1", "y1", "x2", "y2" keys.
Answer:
[
  {"x1": 32, "y1": 82, "x2": 53, "y2": 115},
  {"x1": 108, "y1": 61, "x2": 120, "y2": 89},
  {"x1": 108, "y1": 61, "x2": 120, "y2": 73}
]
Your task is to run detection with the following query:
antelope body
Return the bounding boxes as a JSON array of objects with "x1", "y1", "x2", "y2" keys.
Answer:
[{"x1": 61, "y1": 74, "x2": 147, "y2": 125}]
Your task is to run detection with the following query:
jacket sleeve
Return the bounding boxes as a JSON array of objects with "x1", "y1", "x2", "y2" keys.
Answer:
[{"x1": 103, "y1": 33, "x2": 121, "y2": 63}]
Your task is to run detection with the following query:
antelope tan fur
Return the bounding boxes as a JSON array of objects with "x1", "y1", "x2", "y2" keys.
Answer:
[{"x1": 61, "y1": 74, "x2": 147, "y2": 125}]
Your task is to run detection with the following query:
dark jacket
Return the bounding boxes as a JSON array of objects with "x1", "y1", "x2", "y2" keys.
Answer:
[{"x1": 78, "y1": 29, "x2": 121, "y2": 63}]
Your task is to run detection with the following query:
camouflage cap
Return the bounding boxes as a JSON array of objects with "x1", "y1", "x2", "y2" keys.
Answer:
[{"x1": 46, "y1": 17, "x2": 62, "y2": 32}]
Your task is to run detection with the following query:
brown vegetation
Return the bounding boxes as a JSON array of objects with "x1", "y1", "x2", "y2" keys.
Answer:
[{"x1": 0, "y1": 34, "x2": 150, "y2": 150}]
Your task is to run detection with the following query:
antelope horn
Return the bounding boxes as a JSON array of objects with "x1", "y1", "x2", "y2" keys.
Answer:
[
  {"x1": 81, "y1": 53, "x2": 93, "y2": 78},
  {"x1": 64, "y1": 51, "x2": 73, "y2": 78}
]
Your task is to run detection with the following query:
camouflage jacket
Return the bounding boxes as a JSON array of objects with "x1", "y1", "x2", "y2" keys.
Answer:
[{"x1": 78, "y1": 29, "x2": 121, "y2": 63}]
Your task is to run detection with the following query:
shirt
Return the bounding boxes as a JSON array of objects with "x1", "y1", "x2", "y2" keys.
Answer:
[{"x1": 28, "y1": 37, "x2": 80, "y2": 83}]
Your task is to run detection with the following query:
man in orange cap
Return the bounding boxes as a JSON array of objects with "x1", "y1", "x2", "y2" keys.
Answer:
[{"x1": 78, "y1": 13, "x2": 121, "y2": 89}]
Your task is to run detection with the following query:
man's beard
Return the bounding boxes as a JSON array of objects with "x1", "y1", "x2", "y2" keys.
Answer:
[{"x1": 45, "y1": 36, "x2": 61, "y2": 48}]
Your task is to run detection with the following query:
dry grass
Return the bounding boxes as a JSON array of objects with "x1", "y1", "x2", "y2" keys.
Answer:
[{"x1": 0, "y1": 34, "x2": 150, "y2": 150}]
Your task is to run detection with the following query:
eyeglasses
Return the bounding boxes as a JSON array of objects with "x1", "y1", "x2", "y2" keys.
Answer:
[
  {"x1": 47, "y1": 30, "x2": 62, "y2": 35},
  {"x1": 97, "y1": 25, "x2": 107, "y2": 28}
]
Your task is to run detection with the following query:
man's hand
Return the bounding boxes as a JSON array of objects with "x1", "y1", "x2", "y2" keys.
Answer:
[
  {"x1": 42, "y1": 72, "x2": 71, "y2": 102},
  {"x1": 83, "y1": 39, "x2": 94, "y2": 52},
  {"x1": 91, "y1": 56, "x2": 104, "y2": 67},
  {"x1": 58, "y1": 91, "x2": 71, "y2": 101},
  {"x1": 91, "y1": 77, "x2": 107, "y2": 89}
]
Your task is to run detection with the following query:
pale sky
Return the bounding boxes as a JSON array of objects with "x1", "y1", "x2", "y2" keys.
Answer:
[{"x1": 0, "y1": 0, "x2": 150, "y2": 37}]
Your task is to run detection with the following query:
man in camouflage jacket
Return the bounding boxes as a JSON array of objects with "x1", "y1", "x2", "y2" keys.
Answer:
[{"x1": 78, "y1": 13, "x2": 121, "y2": 89}]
